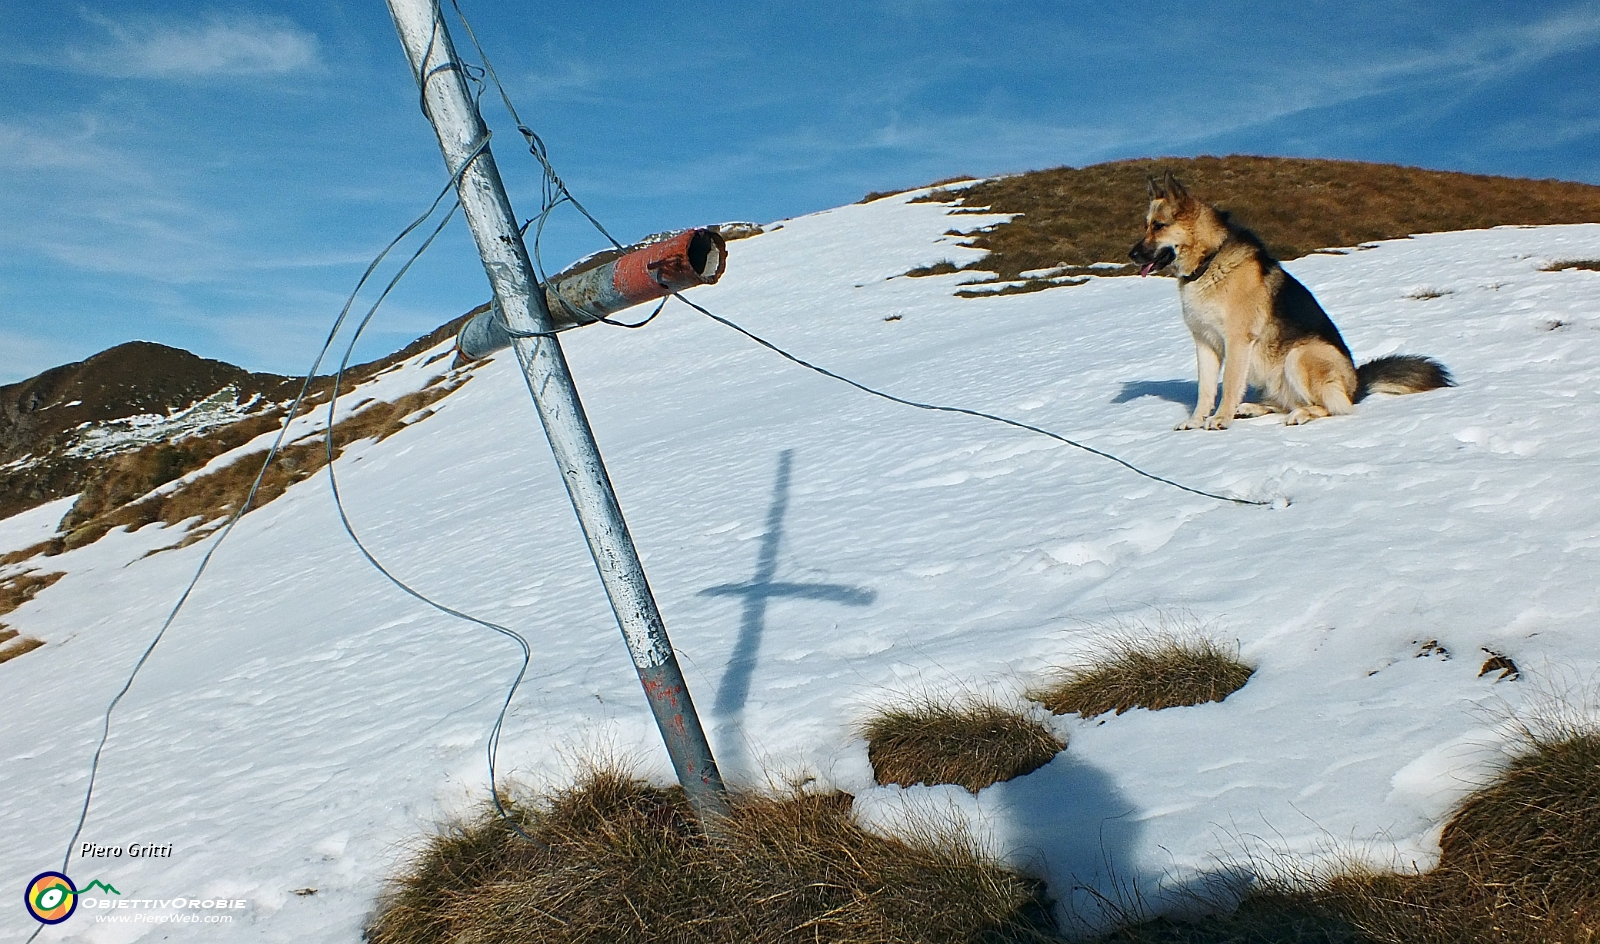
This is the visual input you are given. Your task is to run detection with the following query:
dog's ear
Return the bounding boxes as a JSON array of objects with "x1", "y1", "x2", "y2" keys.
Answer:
[
  {"x1": 1162, "y1": 170, "x2": 1189, "y2": 202},
  {"x1": 1147, "y1": 175, "x2": 1164, "y2": 199}
]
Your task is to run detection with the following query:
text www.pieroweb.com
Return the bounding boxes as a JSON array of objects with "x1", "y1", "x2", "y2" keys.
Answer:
[{"x1": 96, "y1": 912, "x2": 235, "y2": 924}]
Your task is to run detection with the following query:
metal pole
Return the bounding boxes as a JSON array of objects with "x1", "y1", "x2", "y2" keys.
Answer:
[{"x1": 384, "y1": 0, "x2": 729, "y2": 822}]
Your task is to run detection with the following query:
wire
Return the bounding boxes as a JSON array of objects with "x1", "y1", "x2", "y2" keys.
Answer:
[
  {"x1": 442, "y1": 0, "x2": 632, "y2": 344},
  {"x1": 671, "y1": 293, "x2": 1271, "y2": 506},
  {"x1": 317, "y1": 202, "x2": 543, "y2": 845},
  {"x1": 47, "y1": 135, "x2": 501, "y2": 893},
  {"x1": 290, "y1": 3, "x2": 546, "y2": 842},
  {"x1": 33, "y1": 8, "x2": 1262, "y2": 923},
  {"x1": 439, "y1": 0, "x2": 1268, "y2": 509},
  {"x1": 31, "y1": 12, "x2": 1260, "y2": 916}
]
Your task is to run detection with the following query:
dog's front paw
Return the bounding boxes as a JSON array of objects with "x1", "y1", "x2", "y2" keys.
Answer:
[
  {"x1": 1284, "y1": 408, "x2": 1327, "y2": 426},
  {"x1": 1175, "y1": 415, "x2": 1206, "y2": 430},
  {"x1": 1202, "y1": 415, "x2": 1233, "y2": 430}
]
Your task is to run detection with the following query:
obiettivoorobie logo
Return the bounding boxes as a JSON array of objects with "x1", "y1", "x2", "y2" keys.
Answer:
[
  {"x1": 24, "y1": 874, "x2": 121, "y2": 924},
  {"x1": 25, "y1": 872, "x2": 79, "y2": 924},
  {"x1": 24, "y1": 871, "x2": 246, "y2": 926}
]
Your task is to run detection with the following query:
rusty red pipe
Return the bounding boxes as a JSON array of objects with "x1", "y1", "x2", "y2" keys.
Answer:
[{"x1": 456, "y1": 228, "x2": 727, "y2": 360}]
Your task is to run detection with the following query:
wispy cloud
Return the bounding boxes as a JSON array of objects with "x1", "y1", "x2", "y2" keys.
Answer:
[
  {"x1": 65, "y1": 12, "x2": 321, "y2": 79},
  {"x1": 884, "y1": 6, "x2": 1600, "y2": 172},
  {"x1": 0, "y1": 109, "x2": 392, "y2": 310},
  {"x1": 0, "y1": 114, "x2": 141, "y2": 177},
  {"x1": 1150, "y1": 7, "x2": 1600, "y2": 154},
  {"x1": 0, "y1": 328, "x2": 93, "y2": 385},
  {"x1": 517, "y1": 56, "x2": 605, "y2": 103}
]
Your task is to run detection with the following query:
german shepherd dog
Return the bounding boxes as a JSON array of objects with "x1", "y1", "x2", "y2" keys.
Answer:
[{"x1": 1129, "y1": 172, "x2": 1452, "y2": 429}]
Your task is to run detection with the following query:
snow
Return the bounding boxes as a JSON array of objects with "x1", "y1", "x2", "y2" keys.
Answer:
[
  {"x1": 62, "y1": 388, "x2": 270, "y2": 460},
  {"x1": 0, "y1": 495, "x2": 75, "y2": 556},
  {"x1": 4, "y1": 190, "x2": 1600, "y2": 941}
]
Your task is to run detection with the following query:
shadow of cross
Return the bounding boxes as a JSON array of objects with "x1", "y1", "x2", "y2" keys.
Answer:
[{"x1": 701, "y1": 450, "x2": 876, "y2": 730}]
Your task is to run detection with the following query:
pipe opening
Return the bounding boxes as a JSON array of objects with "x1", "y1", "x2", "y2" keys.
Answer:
[{"x1": 688, "y1": 229, "x2": 726, "y2": 281}]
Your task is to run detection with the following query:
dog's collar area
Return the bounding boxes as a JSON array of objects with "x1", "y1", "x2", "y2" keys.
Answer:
[{"x1": 1179, "y1": 236, "x2": 1231, "y2": 284}]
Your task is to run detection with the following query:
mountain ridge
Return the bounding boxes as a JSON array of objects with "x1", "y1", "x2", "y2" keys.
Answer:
[{"x1": 6, "y1": 155, "x2": 1599, "y2": 535}]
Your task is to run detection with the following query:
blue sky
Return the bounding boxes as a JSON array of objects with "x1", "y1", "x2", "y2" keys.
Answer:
[{"x1": 2, "y1": 1, "x2": 1598, "y2": 383}]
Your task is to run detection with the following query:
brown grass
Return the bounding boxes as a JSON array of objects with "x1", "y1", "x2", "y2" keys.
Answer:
[
  {"x1": 1479, "y1": 652, "x2": 1520, "y2": 681},
  {"x1": 0, "y1": 569, "x2": 65, "y2": 665},
  {"x1": 0, "y1": 311, "x2": 475, "y2": 530},
  {"x1": 863, "y1": 698, "x2": 1065, "y2": 793},
  {"x1": 1032, "y1": 635, "x2": 1254, "y2": 718},
  {"x1": 956, "y1": 277, "x2": 1091, "y2": 298},
  {"x1": 58, "y1": 408, "x2": 294, "y2": 535},
  {"x1": 367, "y1": 766, "x2": 1057, "y2": 944},
  {"x1": 916, "y1": 155, "x2": 1600, "y2": 288},
  {"x1": 0, "y1": 635, "x2": 45, "y2": 665},
  {"x1": 861, "y1": 175, "x2": 977, "y2": 204},
  {"x1": 0, "y1": 569, "x2": 65, "y2": 618},
  {"x1": 0, "y1": 547, "x2": 54, "y2": 569},
  {"x1": 1094, "y1": 727, "x2": 1600, "y2": 943},
  {"x1": 1542, "y1": 259, "x2": 1600, "y2": 272},
  {"x1": 905, "y1": 260, "x2": 964, "y2": 277},
  {"x1": 53, "y1": 381, "x2": 462, "y2": 555}
]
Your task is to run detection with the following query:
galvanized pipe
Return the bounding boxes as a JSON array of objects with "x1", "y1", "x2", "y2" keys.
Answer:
[
  {"x1": 456, "y1": 228, "x2": 727, "y2": 361},
  {"x1": 385, "y1": 0, "x2": 729, "y2": 824}
]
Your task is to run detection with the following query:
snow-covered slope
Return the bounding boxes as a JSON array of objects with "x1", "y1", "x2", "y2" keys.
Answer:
[{"x1": 5, "y1": 191, "x2": 1600, "y2": 941}]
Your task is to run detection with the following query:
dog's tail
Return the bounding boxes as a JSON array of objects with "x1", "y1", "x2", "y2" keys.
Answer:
[{"x1": 1355, "y1": 354, "x2": 1454, "y2": 402}]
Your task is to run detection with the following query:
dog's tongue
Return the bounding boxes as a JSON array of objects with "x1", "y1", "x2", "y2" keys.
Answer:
[{"x1": 1139, "y1": 262, "x2": 1156, "y2": 277}]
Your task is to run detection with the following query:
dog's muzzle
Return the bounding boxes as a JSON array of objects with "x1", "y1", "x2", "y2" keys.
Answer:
[{"x1": 1129, "y1": 241, "x2": 1176, "y2": 277}]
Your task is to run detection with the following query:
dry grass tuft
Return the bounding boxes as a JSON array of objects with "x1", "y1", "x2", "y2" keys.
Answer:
[
  {"x1": 1095, "y1": 728, "x2": 1600, "y2": 943},
  {"x1": 1542, "y1": 259, "x2": 1600, "y2": 272},
  {"x1": 0, "y1": 633, "x2": 45, "y2": 665},
  {"x1": 916, "y1": 155, "x2": 1600, "y2": 289},
  {"x1": 0, "y1": 569, "x2": 65, "y2": 618},
  {"x1": 0, "y1": 571, "x2": 65, "y2": 665},
  {"x1": 368, "y1": 766, "x2": 1057, "y2": 944},
  {"x1": 863, "y1": 698, "x2": 1065, "y2": 793},
  {"x1": 1411, "y1": 727, "x2": 1600, "y2": 936},
  {"x1": 905, "y1": 260, "x2": 966, "y2": 277},
  {"x1": 1033, "y1": 635, "x2": 1254, "y2": 718}
]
